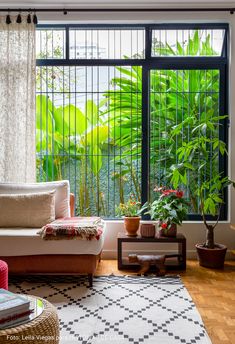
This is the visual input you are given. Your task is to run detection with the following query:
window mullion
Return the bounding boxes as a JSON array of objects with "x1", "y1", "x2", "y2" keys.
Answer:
[{"x1": 141, "y1": 66, "x2": 150, "y2": 215}]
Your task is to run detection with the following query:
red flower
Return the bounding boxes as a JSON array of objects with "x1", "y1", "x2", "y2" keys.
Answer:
[
  {"x1": 161, "y1": 189, "x2": 177, "y2": 196},
  {"x1": 161, "y1": 223, "x2": 168, "y2": 229},
  {"x1": 162, "y1": 191, "x2": 171, "y2": 196},
  {"x1": 176, "y1": 191, "x2": 184, "y2": 198}
]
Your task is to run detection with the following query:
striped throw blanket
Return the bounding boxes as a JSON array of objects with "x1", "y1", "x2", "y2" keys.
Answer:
[{"x1": 38, "y1": 217, "x2": 103, "y2": 241}]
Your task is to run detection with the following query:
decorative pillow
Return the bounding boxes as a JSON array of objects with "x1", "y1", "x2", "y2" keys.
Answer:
[
  {"x1": 38, "y1": 217, "x2": 103, "y2": 241},
  {"x1": 0, "y1": 191, "x2": 55, "y2": 228},
  {"x1": 0, "y1": 180, "x2": 70, "y2": 218}
]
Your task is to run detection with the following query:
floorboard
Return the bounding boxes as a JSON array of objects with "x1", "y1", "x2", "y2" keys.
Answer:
[{"x1": 96, "y1": 259, "x2": 235, "y2": 344}]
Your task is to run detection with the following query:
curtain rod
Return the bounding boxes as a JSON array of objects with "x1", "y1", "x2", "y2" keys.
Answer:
[{"x1": 0, "y1": 8, "x2": 234, "y2": 14}]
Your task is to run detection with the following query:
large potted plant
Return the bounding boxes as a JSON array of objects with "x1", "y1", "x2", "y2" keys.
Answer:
[
  {"x1": 167, "y1": 110, "x2": 235, "y2": 268},
  {"x1": 195, "y1": 176, "x2": 234, "y2": 268},
  {"x1": 141, "y1": 187, "x2": 188, "y2": 237},
  {"x1": 116, "y1": 198, "x2": 141, "y2": 237}
]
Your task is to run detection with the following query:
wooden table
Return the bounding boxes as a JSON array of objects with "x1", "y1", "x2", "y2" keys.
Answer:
[{"x1": 117, "y1": 232, "x2": 186, "y2": 271}]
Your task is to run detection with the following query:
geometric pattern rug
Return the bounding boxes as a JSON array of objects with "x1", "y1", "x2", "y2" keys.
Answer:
[{"x1": 9, "y1": 275, "x2": 212, "y2": 344}]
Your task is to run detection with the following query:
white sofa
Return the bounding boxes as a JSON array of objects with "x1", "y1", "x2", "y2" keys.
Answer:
[{"x1": 0, "y1": 181, "x2": 105, "y2": 286}]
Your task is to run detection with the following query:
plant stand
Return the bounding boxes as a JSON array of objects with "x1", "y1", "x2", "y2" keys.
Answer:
[{"x1": 117, "y1": 232, "x2": 186, "y2": 271}]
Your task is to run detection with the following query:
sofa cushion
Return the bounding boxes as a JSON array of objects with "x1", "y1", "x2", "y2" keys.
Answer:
[
  {"x1": 0, "y1": 228, "x2": 105, "y2": 256},
  {"x1": 0, "y1": 191, "x2": 55, "y2": 228},
  {"x1": 0, "y1": 180, "x2": 70, "y2": 218}
]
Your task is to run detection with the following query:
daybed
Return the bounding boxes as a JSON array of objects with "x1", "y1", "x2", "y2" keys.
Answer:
[{"x1": 0, "y1": 181, "x2": 105, "y2": 286}]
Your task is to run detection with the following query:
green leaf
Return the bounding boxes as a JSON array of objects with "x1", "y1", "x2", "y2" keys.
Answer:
[
  {"x1": 86, "y1": 100, "x2": 99, "y2": 125},
  {"x1": 171, "y1": 169, "x2": 180, "y2": 189},
  {"x1": 86, "y1": 125, "x2": 109, "y2": 145},
  {"x1": 204, "y1": 197, "x2": 216, "y2": 215},
  {"x1": 180, "y1": 171, "x2": 187, "y2": 185},
  {"x1": 89, "y1": 145, "x2": 102, "y2": 175},
  {"x1": 63, "y1": 105, "x2": 87, "y2": 135},
  {"x1": 36, "y1": 95, "x2": 54, "y2": 133}
]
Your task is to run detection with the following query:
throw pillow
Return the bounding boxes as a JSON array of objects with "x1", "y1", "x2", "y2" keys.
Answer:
[
  {"x1": 0, "y1": 191, "x2": 55, "y2": 228},
  {"x1": 0, "y1": 180, "x2": 70, "y2": 218}
]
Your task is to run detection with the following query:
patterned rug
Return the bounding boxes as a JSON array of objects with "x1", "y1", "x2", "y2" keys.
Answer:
[{"x1": 9, "y1": 275, "x2": 212, "y2": 344}]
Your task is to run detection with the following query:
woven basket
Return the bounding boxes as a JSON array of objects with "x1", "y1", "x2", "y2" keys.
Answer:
[
  {"x1": 0, "y1": 297, "x2": 59, "y2": 344},
  {"x1": 140, "y1": 224, "x2": 156, "y2": 238}
]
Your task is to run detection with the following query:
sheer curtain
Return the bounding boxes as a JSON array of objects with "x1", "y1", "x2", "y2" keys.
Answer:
[{"x1": 0, "y1": 16, "x2": 36, "y2": 182}]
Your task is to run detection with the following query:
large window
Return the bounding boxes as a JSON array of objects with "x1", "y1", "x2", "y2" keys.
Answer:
[{"x1": 36, "y1": 24, "x2": 228, "y2": 219}]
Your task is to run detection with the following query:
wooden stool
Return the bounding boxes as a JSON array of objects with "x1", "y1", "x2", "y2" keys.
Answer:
[{"x1": 129, "y1": 254, "x2": 166, "y2": 276}]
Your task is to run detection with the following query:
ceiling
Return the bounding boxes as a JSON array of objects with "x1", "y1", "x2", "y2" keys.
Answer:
[{"x1": 0, "y1": 0, "x2": 235, "y2": 9}]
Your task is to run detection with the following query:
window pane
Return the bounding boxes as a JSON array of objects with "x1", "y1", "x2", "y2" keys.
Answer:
[
  {"x1": 152, "y1": 29, "x2": 225, "y2": 56},
  {"x1": 36, "y1": 29, "x2": 66, "y2": 59},
  {"x1": 150, "y1": 69, "x2": 220, "y2": 214},
  {"x1": 69, "y1": 29, "x2": 145, "y2": 59},
  {"x1": 36, "y1": 66, "x2": 142, "y2": 217}
]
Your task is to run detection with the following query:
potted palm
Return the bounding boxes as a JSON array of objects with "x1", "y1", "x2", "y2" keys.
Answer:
[
  {"x1": 116, "y1": 198, "x2": 141, "y2": 237},
  {"x1": 141, "y1": 187, "x2": 188, "y2": 237}
]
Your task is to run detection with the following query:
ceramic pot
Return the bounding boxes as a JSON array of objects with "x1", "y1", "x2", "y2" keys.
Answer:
[
  {"x1": 159, "y1": 223, "x2": 177, "y2": 237},
  {"x1": 196, "y1": 243, "x2": 227, "y2": 269},
  {"x1": 124, "y1": 216, "x2": 140, "y2": 237},
  {"x1": 140, "y1": 224, "x2": 156, "y2": 238}
]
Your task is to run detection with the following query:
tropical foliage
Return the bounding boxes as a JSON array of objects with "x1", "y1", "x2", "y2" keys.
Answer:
[
  {"x1": 36, "y1": 95, "x2": 109, "y2": 215},
  {"x1": 36, "y1": 30, "x2": 226, "y2": 217},
  {"x1": 140, "y1": 187, "x2": 188, "y2": 229}
]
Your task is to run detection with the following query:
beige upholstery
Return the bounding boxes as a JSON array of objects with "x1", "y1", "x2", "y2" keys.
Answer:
[
  {"x1": 0, "y1": 228, "x2": 105, "y2": 256},
  {"x1": 0, "y1": 191, "x2": 55, "y2": 228},
  {"x1": 0, "y1": 180, "x2": 70, "y2": 218}
]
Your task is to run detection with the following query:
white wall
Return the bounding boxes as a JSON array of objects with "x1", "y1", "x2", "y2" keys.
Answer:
[{"x1": 37, "y1": 10, "x2": 235, "y2": 259}]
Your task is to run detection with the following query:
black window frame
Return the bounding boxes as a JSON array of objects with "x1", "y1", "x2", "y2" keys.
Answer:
[{"x1": 36, "y1": 23, "x2": 229, "y2": 221}]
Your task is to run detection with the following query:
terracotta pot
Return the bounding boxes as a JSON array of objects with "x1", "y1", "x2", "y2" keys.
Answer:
[
  {"x1": 140, "y1": 224, "x2": 156, "y2": 238},
  {"x1": 196, "y1": 243, "x2": 227, "y2": 269},
  {"x1": 159, "y1": 223, "x2": 177, "y2": 237},
  {"x1": 124, "y1": 216, "x2": 140, "y2": 237}
]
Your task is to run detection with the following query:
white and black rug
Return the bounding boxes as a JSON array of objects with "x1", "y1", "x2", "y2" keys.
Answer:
[{"x1": 9, "y1": 275, "x2": 211, "y2": 344}]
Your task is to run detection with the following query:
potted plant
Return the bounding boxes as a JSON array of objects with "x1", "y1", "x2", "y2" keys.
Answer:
[
  {"x1": 116, "y1": 198, "x2": 141, "y2": 237},
  {"x1": 194, "y1": 175, "x2": 235, "y2": 268},
  {"x1": 167, "y1": 111, "x2": 235, "y2": 268},
  {"x1": 141, "y1": 187, "x2": 188, "y2": 237}
]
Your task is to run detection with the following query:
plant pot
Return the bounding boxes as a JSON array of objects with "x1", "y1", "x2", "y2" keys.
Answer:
[
  {"x1": 140, "y1": 224, "x2": 156, "y2": 238},
  {"x1": 196, "y1": 243, "x2": 227, "y2": 269},
  {"x1": 159, "y1": 223, "x2": 177, "y2": 237},
  {"x1": 124, "y1": 216, "x2": 140, "y2": 237}
]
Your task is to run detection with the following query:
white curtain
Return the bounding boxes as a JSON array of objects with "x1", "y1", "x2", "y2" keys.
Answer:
[{"x1": 0, "y1": 16, "x2": 36, "y2": 182}]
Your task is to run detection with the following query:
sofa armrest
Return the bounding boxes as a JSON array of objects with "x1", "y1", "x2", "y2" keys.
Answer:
[{"x1": 70, "y1": 193, "x2": 75, "y2": 217}]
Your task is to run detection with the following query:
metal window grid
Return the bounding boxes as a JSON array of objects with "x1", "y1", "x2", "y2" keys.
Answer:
[{"x1": 36, "y1": 23, "x2": 229, "y2": 220}]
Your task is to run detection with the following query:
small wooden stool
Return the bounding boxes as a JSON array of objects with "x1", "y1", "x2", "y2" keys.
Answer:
[{"x1": 129, "y1": 254, "x2": 166, "y2": 276}]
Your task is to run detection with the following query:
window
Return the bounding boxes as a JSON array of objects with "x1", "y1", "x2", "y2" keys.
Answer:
[{"x1": 36, "y1": 24, "x2": 228, "y2": 219}]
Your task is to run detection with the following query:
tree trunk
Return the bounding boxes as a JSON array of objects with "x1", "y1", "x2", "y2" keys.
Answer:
[{"x1": 205, "y1": 225, "x2": 215, "y2": 249}]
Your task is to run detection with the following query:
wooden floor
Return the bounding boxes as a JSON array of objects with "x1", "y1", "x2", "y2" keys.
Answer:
[{"x1": 96, "y1": 259, "x2": 235, "y2": 344}]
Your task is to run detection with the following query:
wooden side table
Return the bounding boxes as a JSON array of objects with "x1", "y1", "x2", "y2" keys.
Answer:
[{"x1": 117, "y1": 232, "x2": 186, "y2": 271}]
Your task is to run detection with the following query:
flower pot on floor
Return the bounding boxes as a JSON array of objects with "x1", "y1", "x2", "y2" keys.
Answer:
[
  {"x1": 159, "y1": 223, "x2": 177, "y2": 237},
  {"x1": 196, "y1": 243, "x2": 227, "y2": 269},
  {"x1": 124, "y1": 216, "x2": 140, "y2": 237}
]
